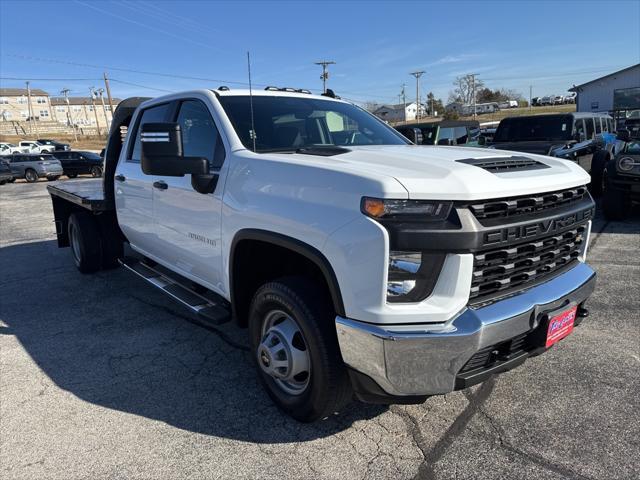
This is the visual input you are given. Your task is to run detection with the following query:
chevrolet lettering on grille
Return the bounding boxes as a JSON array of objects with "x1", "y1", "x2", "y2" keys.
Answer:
[{"x1": 483, "y1": 208, "x2": 593, "y2": 247}]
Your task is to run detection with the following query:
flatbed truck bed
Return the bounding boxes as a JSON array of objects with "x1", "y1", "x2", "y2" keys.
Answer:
[{"x1": 46, "y1": 179, "x2": 112, "y2": 212}]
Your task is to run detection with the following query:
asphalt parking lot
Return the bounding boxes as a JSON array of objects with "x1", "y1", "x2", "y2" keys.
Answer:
[{"x1": 1, "y1": 179, "x2": 639, "y2": 480}]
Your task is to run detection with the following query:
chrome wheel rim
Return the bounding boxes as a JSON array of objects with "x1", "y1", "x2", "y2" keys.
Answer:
[
  {"x1": 258, "y1": 310, "x2": 311, "y2": 395},
  {"x1": 26, "y1": 171, "x2": 36, "y2": 182}
]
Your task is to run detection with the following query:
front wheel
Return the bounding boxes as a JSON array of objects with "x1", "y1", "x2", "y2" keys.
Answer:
[
  {"x1": 249, "y1": 277, "x2": 352, "y2": 422},
  {"x1": 90, "y1": 166, "x2": 102, "y2": 177},
  {"x1": 24, "y1": 169, "x2": 38, "y2": 183},
  {"x1": 589, "y1": 150, "x2": 609, "y2": 197}
]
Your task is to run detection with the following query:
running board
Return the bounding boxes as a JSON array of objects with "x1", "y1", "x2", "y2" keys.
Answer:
[{"x1": 119, "y1": 256, "x2": 231, "y2": 325}]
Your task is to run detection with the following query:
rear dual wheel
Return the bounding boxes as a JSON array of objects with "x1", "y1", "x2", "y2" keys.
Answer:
[
  {"x1": 249, "y1": 277, "x2": 352, "y2": 422},
  {"x1": 68, "y1": 211, "x2": 123, "y2": 273}
]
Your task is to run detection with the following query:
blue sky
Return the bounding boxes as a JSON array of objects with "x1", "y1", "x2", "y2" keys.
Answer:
[{"x1": 1, "y1": 0, "x2": 638, "y2": 105}]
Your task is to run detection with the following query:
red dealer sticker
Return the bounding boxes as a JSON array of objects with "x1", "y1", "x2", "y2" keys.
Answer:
[{"x1": 545, "y1": 305, "x2": 577, "y2": 348}]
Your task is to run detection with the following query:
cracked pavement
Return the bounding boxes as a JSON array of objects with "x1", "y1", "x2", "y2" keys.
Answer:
[{"x1": 1, "y1": 180, "x2": 639, "y2": 479}]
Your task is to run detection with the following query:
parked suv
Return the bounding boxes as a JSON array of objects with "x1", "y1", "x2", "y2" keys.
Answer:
[
  {"x1": 4, "y1": 153, "x2": 63, "y2": 182},
  {"x1": 602, "y1": 129, "x2": 640, "y2": 219},
  {"x1": 396, "y1": 120, "x2": 483, "y2": 146},
  {"x1": 491, "y1": 113, "x2": 616, "y2": 195},
  {"x1": 0, "y1": 159, "x2": 13, "y2": 184},
  {"x1": 36, "y1": 139, "x2": 71, "y2": 152},
  {"x1": 53, "y1": 150, "x2": 103, "y2": 178}
]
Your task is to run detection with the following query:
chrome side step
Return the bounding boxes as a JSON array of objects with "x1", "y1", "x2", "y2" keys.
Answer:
[{"x1": 119, "y1": 256, "x2": 231, "y2": 325}]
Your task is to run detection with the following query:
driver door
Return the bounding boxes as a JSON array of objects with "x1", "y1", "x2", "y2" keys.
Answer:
[{"x1": 152, "y1": 98, "x2": 227, "y2": 292}]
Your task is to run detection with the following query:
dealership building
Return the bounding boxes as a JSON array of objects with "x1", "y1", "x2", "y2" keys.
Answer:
[{"x1": 570, "y1": 64, "x2": 639, "y2": 119}]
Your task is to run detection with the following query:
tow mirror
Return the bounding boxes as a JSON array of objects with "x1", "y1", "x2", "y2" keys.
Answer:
[
  {"x1": 141, "y1": 123, "x2": 207, "y2": 176},
  {"x1": 141, "y1": 122, "x2": 216, "y2": 194},
  {"x1": 616, "y1": 129, "x2": 631, "y2": 143}
]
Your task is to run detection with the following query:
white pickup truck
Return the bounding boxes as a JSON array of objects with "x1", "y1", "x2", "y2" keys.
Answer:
[{"x1": 48, "y1": 88, "x2": 596, "y2": 422}]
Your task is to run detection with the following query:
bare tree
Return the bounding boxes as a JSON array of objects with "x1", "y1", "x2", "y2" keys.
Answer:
[{"x1": 448, "y1": 75, "x2": 485, "y2": 105}]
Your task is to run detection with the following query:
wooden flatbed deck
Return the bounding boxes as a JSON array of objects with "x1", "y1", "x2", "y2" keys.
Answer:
[{"x1": 47, "y1": 179, "x2": 112, "y2": 211}]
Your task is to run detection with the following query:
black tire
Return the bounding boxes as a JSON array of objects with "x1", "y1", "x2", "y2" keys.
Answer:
[
  {"x1": 0, "y1": 180, "x2": 6, "y2": 185},
  {"x1": 24, "y1": 169, "x2": 38, "y2": 183},
  {"x1": 249, "y1": 277, "x2": 352, "y2": 422},
  {"x1": 602, "y1": 175, "x2": 629, "y2": 220},
  {"x1": 41, "y1": 149, "x2": 50, "y2": 153},
  {"x1": 68, "y1": 211, "x2": 102, "y2": 273},
  {"x1": 67, "y1": 173, "x2": 78, "y2": 179},
  {"x1": 97, "y1": 218, "x2": 123, "y2": 269},
  {"x1": 90, "y1": 166, "x2": 103, "y2": 178},
  {"x1": 589, "y1": 150, "x2": 609, "y2": 197},
  {"x1": 8, "y1": 177, "x2": 16, "y2": 183},
  {"x1": 47, "y1": 176, "x2": 60, "y2": 182}
]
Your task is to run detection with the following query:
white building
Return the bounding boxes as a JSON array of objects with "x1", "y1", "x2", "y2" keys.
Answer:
[
  {"x1": 373, "y1": 102, "x2": 427, "y2": 122},
  {"x1": 570, "y1": 64, "x2": 639, "y2": 114}
]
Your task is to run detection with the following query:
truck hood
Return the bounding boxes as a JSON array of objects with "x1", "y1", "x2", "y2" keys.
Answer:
[{"x1": 288, "y1": 145, "x2": 590, "y2": 201}]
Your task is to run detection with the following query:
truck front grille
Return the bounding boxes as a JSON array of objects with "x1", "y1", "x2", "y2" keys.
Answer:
[
  {"x1": 469, "y1": 186, "x2": 589, "y2": 221},
  {"x1": 470, "y1": 225, "x2": 586, "y2": 302}
]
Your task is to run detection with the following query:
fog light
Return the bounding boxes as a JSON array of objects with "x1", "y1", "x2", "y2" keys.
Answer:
[{"x1": 387, "y1": 251, "x2": 446, "y2": 303}]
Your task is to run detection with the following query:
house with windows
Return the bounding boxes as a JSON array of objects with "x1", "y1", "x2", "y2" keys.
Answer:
[
  {"x1": 373, "y1": 102, "x2": 427, "y2": 123},
  {"x1": 49, "y1": 96, "x2": 121, "y2": 130},
  {"x1": 0, "y1": 88, "x2": 52, "y2": 122}
]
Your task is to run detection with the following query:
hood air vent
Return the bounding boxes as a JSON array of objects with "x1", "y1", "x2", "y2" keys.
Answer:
[{"x1": 457, "y1": 156, "x2": 550, "y2": 172}]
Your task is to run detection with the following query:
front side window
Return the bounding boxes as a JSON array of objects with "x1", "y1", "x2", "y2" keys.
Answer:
[
  {"x1": 129, "y1": 103, "x2": 171, "y2": 162},
  {"x1": 454, "y1": 126, "x2": 469, "y2": 144},
  {"x1": 176, "y1": 100, "x2": 224, "y2": 169},
  {"x1": 218, "y1": 95, "x2": 407, "y2": 153},
  {"x1": 574, "y1": 119, "x2": 585, "y2": 139}
]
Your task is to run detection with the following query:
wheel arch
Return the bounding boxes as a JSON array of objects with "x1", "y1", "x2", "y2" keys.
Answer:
[{"x1": 229, "y1": 229, "x2": 345, "y2": 327}]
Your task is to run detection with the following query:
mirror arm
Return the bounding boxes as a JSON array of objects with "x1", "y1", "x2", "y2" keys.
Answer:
[{"x1": 191, "y1": 172, "x2": 219, "y2": 194}]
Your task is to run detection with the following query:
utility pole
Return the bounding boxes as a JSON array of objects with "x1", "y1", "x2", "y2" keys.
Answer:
[
  {"x1": 469, "y1": 73, "x2": 478, "y2": 119},
  {"x1": 401, "y1": 83, "x2": 407, "y2": 120},
  {"x1": 314, "y1": 60, "x2": 335, "y2": 93},
  {"x1": 97, "y1": 88, "x2": 110, "y2": 132},
  {"x1": 103, "y1": 71, "x2": 115, "y2": 117},
  {"x1": 409, "y1": 71, "x2": 424, "y2": 121},
  {"x1": 89, "y1": 87, "x2": 102, "y2": 136},
  {"x1": 25, "y1": 81, "x2": 38, "y2": 135},
  {"x1": 61, "y1": 88, "x2": 78, "y2": 142}
]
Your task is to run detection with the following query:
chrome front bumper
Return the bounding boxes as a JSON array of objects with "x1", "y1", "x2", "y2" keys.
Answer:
[{"x1": 336, "y1": 262, "x2": 596, "y2": 397}]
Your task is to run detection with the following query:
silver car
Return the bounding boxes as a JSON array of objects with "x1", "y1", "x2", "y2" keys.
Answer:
[{"x1": 3, "y1": 153, "x2": 64, "y2": 183}]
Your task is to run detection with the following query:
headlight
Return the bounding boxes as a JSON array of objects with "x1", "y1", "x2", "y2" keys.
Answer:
[
  {"x1": 387, "y1": 251, "x2": 445, "y2": 303},
  {"x1": 618, "y1": 156, "x2": 638, "y2": 171},
  {"x1": 361, "y1": 197, "x2": 452, "y2": 221}
]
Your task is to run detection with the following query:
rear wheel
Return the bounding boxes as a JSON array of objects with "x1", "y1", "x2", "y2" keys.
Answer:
[
  {"x1": 67, "y1": 173, "x2": 78, "y2": 179},
  {"x1": 68, "y1": 211, "x2": 102, "y2": 273},
  {"x1": 90, "y1": 166, "x2": 102, "y2": 177},
  {"x1": 249, "y1": 277, "x2": 352, "y2": 422},
  {"x1": 589, "y1": 150, "x2": 609, "y2": 197},
  {"x1": 24, "y1": 169, "x2": 38, "y2": 183},
  {"x1": 47, "y1": 176, "x2": 60, "y2": 182}
]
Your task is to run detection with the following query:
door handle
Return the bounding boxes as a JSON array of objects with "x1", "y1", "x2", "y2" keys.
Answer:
[
  {"x1": 115, "y1": 174, "x2": 126, "y2": 182},
  {"x1": 153, "y1": 180, "x2": 168, "y2": 190}
]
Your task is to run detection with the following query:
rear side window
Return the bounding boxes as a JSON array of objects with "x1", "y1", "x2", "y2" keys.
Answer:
[
  {"x1": 595, "y1": 117, "x2": 602, "y2": 134},
  {"x1": 175, "y1": 100, "x2": 225, "y2": 169},
  {"x1": 585, "y1": 117, "x2": 595, "y2": 139},
  {"x1": 129, "y1": 103, "x2": 171, "y2": 162}
]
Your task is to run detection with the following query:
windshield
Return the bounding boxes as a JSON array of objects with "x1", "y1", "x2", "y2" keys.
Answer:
[
  {"x1": 82, "y1": 152, "x2": 101, "y2": 160},
  {"x1": 218, "y1": 95, "x2": 408, "y2": 152},
  {"x1": 494, "y1": 115, "x2": 573, "y2": 142}
]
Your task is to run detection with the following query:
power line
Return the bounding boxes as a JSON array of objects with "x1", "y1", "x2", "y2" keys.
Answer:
[
  {"x1": 0, "y1": 76, "x2": 102, "y2": 81},
  {"x1": 109, "y1": 78, "x2": 174, "y2": 93}
]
